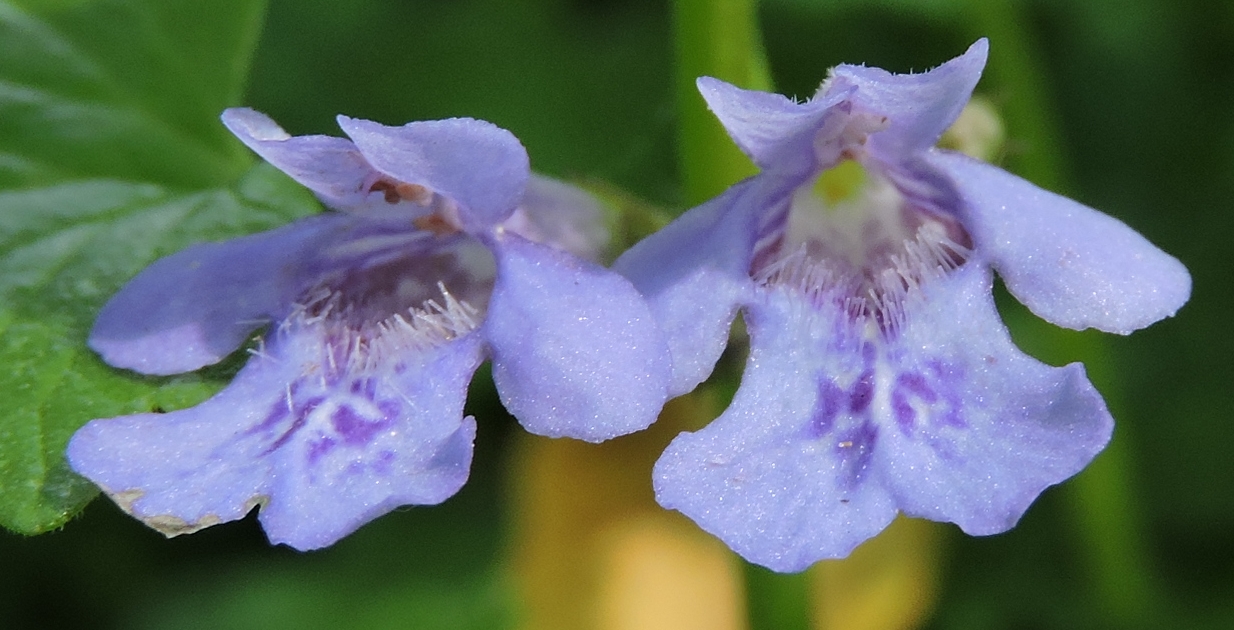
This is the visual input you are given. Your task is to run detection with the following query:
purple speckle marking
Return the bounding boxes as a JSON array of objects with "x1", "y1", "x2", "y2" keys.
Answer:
[
  {"x1": 849, "y1": 370, "x2": 875, "y2": 413},
  {"x1": 810, "y1": 380, "x2": 845, "y2": 437},
  {"x1": 892, "y1": 390, "x2": 916, "y2": 435},
  {"x1": 264, "y1": 395, "x2": 325, "y2": 454},
  {"x1": 892, "y1": 372, "x2": 937, "y2": 436},
  {"x1": 331, "y1": 404, "x2": 387, "y2": 446},
  {"x1": 307, "y1": 437, "x2": 336, "y2": 466},
  {"x1": 252, "y1": 398, "x2": 290, "y2": 436}
]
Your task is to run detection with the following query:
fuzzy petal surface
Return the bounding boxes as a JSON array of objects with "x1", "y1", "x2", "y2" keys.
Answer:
[
  {"x1": 68, "y1": 324, "x2": 486, "y2": 550},
  {"x1": 698, "y1": 76, "x2": 851, "y2": 174},
  {"x1": 656, "y1": 264, "x2": 1113, "y2": 572},
  {"x1": 614, "y1": 182, "x2": 762, "y2": 396},
  {"x1": 832, "y1": 39, "x2": 987, "y2": 159},
  {"x1": 222, "y1": 108, "x2": 378, "y2": 208},
  {"x1": 484, "y1": 232, "x2": 670, "y2": 442},
  {"x1": 90, "y1": 213, "x2": 349, "y2": 375},
  {"x1": 654, "y1": 284, "x2": 899, "y2": 573},
  {"x1": 337, "y1": 116, "x2": 529, "y2": 230},
  {"x1": 873, "y1": 265, "x2": 1113, "y2": 535},
  {"x1": 931, "y1": 151, "x2": 1191, "y2": 333}
]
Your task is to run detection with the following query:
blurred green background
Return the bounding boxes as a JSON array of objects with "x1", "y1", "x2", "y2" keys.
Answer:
[{"x1": 2, "y1": 0, "x2": 1232, "y2": 628}]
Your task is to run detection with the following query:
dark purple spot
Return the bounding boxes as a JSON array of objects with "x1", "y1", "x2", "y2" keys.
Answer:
[
  {"x1": 332, "y1": 405, "x2": 386, "y2": 446},
  {"x1": 264, "y1": 396, "x2": 324, "y2": 454},
  {"x1": 347, "y1": 379, "x2": 378, "y2": 399},
  {"x1": 378, "y1": 400, "x2": 401, "y2": 421},
  {"x1": 809, "y1": 380, "x2": 845, "y2": 437},
  {"x1": 250, "y1": 399, "x2": 290, "y2": 436},
  {"x1": 891, "y1": 372, "x2": 937, "y2": 436},
  {"x1": 848, "y1": 370, "x2": 875, "y2": 413},
  {"x1": 898, "y1": 372, "x2": 937, "y2": 402},
  {"x1": 307, "y1": 437, "x2": 336, "y2": 466},
  {"x1": 892, "y1": 389, "x2": 915, "y2": 436},
  {"x1": 941, "y1": 406, "x2": 966, "y2": 429}
]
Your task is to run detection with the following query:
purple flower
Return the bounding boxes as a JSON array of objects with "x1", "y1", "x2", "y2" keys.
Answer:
[
  {"x1": 614, "y1": 39, "x2": 1191, "y2": 572},
  {"x1": 68, "y1": 110, "x2": 670, "y2": 549}
]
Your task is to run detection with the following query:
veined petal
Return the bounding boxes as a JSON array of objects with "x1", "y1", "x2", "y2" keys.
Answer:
[
  {"x1": 832, "y1": 39, "x2": 987, "y2": 159},
  {"x1": 873, "y1": 264, "x2": 1112, "y2": 534},
  {"x1": 697, "y1": 76, "x2": 850, "y2": 174},
  {"x1": 90, "y1": 213, "x2": 350, "y2": 375},
  {"x1": 654, "y1": 285, "x2": 900, "y2": 573},
  {"x1": 614, "y1": 182, "x2": 761, "y2": 396},
  {"x1": 222, "y1": 108, "x2": 379, "y2": 208},
  {"x1": 931, "y1": 150, "x2": 1191, "y2": 333},
  {"x1": 69, "y1": 319, "x2": 486, "y2": 550},
  {"x1": 337, "y1": 116, "x2": 529, "y2": 230},
  {"x1": 484, "y1": 232, "x2": 670, "y2": 442}
]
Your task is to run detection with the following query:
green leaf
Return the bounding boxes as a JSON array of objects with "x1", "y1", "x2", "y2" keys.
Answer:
[
  {"x1": 0, "y1": 164, "x2": 319, "y2": 533},
  {"x1": 0, "y1": 0, "x2": 293, "y2": 534},
  {"x1": 0, "y1": 0, "x2": 266, "y2": 188}
]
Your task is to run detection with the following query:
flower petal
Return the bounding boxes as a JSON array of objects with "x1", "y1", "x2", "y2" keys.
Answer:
[
  {"x1": 484, "y1": 232, "x2": 670, "y2": 442},
  {"x1": 258, "y1": 331, "x2": 485, "y2": 549},
  {"x1": 874, "y1": 264, "x2": 1113, "y2": 535},
  {"x1": 614, "y1": 182, "x2": 760, "y2": 396},
  {"x1": 89, "y1": 213, "x2": 349, "y2": 375},
  {"x1": 222, "y1": 108, "x2": 379, "y2": 209},
  {"x1": 501, "y1": 174, "x2": 611, "y2": 263},
  {"x1": 931, "y1": 150, "x2": 1191, "y2": 333},
  {"x1": 697, "y1": 76, "x2": 849, "y2": 173},
  {"x1": 337, "y1": 116, "x2": 529, "y2": 230},
  {"x1": 832, "y1": 39, "x2": 987, "y2": 159},
  {"x1": 653, "y1": 286, "x2": 899, "y2": 572},
  {"x1": 69, "y1": 322, "x2": 486, "y2": 550}
]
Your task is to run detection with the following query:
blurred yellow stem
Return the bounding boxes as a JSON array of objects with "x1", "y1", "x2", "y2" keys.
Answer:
[{"x1": 508, "y1": 391, "x2": 746, "y2": 630}]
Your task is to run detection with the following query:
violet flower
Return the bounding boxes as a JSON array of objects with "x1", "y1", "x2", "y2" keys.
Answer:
[
  {"x1": 68, "y1": 110, "x2": 670, "y2": 549},
  {"x1": 615, "y1": 40, "x2": 1190, "y2": 572}
]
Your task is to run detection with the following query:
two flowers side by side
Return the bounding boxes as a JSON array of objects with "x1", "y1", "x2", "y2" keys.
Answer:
[{"x1": 67, "y1": 39, "x2": 1190, "y2": 571}]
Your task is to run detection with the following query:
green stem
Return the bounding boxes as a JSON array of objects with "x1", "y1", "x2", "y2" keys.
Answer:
[
  {"x1": 966, "y1": 0, "x2": 1070, "y2": 192},
  {"x1": 671, "y1": 3, "x2": 812, "y2": 628},
  {"x1": 743, "y1": 562, "x2": 813, "y2": 630},
  {"x1": 671, "y1": 0, "x2": 773, "y2": 207},
  {"x1": 967, "y1": 1, "x2": 1162, "y2": 623}
]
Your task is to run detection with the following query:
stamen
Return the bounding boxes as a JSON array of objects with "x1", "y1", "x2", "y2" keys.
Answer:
[
  {"x1": 413, "y1": 213, "x2": 461, "y2": 237},
  {"x1": 369, "y1": 179, "x2": 435, "y2": 206},
  {"x1": 395, "y1": 183, "x2": 433, "y2": 206}
]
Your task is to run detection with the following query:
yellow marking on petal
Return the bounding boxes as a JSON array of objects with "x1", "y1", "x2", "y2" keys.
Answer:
[
  {"x1": 143, "y1": 513, "x2": 222, "y2": 537},
  {"x1": 111, "y1": 488, "x2": 143, "y2": 512},
  {"x1": 815, "y1": 159, "x2": 867, "y2": 205}
]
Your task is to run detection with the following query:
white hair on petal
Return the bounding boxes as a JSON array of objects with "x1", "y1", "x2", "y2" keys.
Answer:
[
  {"x1": 757, "y1": 223, "x2": 969, "y2": 338},
  {"x1": 279, "y1": 282, "x2": 481, "y2": 378}
]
